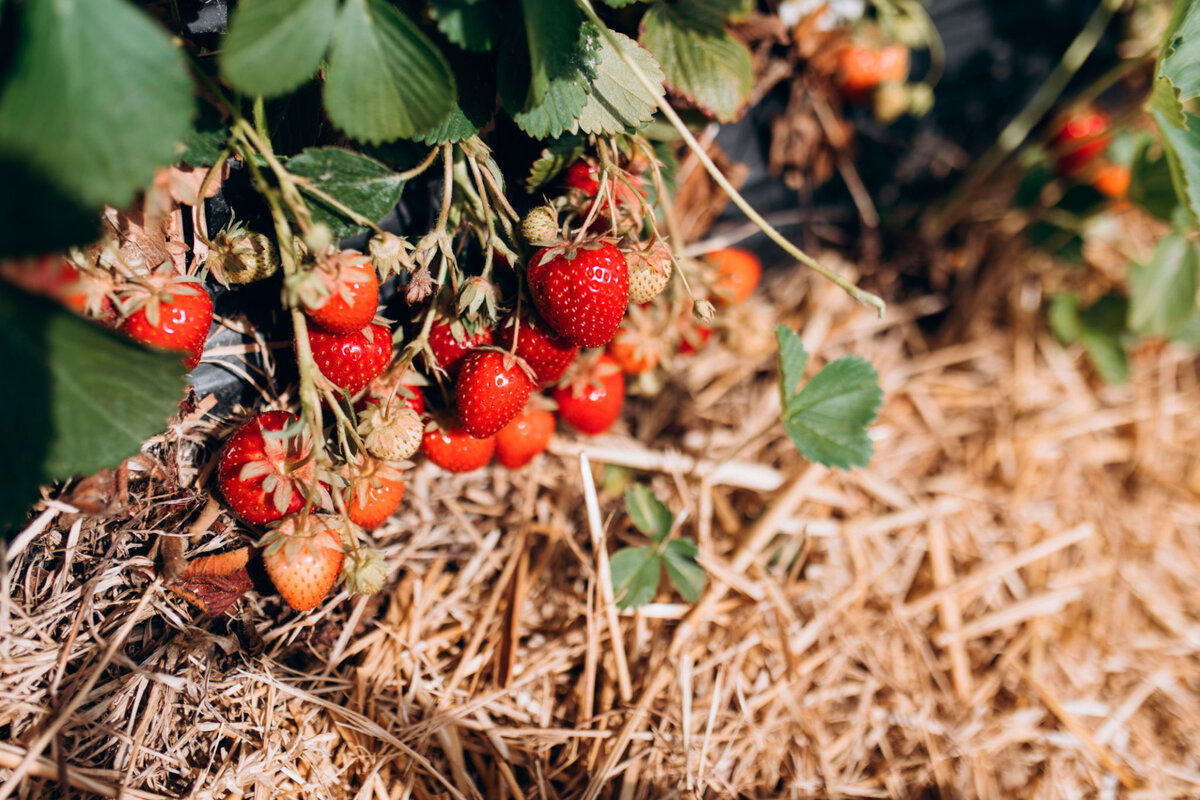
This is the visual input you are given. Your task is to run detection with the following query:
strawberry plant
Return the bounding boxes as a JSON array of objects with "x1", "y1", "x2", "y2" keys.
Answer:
[{"x1": 0, "y1": 0, "x2": 888, "y2": 617}]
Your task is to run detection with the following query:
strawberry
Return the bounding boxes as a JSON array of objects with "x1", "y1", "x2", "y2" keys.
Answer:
[
  {"x1": 527, "y1": 240, "x2": 629, "y2": 348},
  {"x1": 705, "y1": 247, "x2": 761, "y2": 306},
  {"x1": 497, "y1": 311, "x2": 579, "y2": 386},
  {"x1": 117, "y1": 267, "x2": 213, "y2": 369},
  {"x1": 342, "y1": 456, "x2": 406, "y2": 531},
  {"x1": 361, "y1": 368, "x2": 426, "y2": 416},
  {"x1": 836, "y1": 43, "x2": 909, "y2": 101},
  {"x1": 1, "y1": 255, "x2": 114, "y2": 318},
  {"x1": 428, "y1": 318, "x2": 493, "y2": 375},
  {"x1": 260, "y1": 516, "x2": 345, "y2": 611},
  {"x1": 208, "y1": 222, "x2": 279, "y2": 285},
  {"x1": 625, "y1": 241, "x2": 672, "y2": 305},
  {"x1": 1051, "y1": 107, "x2": 1111, "y2": 177},
  {"x1": 218, "y1": 411, "x2": 327, "y2": 525},
  {"x1": 677, "y1": 322, "x2": 713, "y2": 356},
  {"x1": 456, "y1": 349, "x2": 535, "y2": 438},
  {"x1": 607, "y1": 317, "x2": 661, "y2": 375},
  {"x1": 306, "y1": 321, "x2": 392, "y2": 396},
  {"x1": 1091, "y1": 162, "x2": 1130, "y2": 199},
  {"x1": 293, "y1": 249, "x2": 379, "y2": 335},
  {"x1": 521, "y1": 205, "x2": 561, "y2": 246},
  {"x1": 554, "y1": 354, "x2": 625, "y2": 435},
  {"x1": 422, "y1": 423, "x2": 496, "y2": 473},
  {"x1": 358, "y1": 402, "x2": 424, "y2": 461},
  {"x1": 563, "y1": 160, "x2": 647, "y2": 231},
  {"x1": 495, "y1": 410, "x2": 555, "y2": 469}
]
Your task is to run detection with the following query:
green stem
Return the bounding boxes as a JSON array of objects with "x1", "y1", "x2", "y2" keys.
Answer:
[
  {"x1": 918, "y1": 0, "x2": 1123, "y2": 239},
  {"x1": 576, "y1": 0, "x2": 885, "y2": 316}
]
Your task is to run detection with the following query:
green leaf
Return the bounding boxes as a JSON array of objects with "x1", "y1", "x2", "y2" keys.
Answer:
[
  {"x1": 625, "y1": 484, "x2": 673, "y2": 543},
  {"x1": 526, "y1": 135, "x2": 588, "y2": 193},
  {"x1": 1049, "y1": 293, "x2": 1130, "y2": 384},
  {"x1": 609, "y1": 546, "x2": 660, "y2": 609},
  {"x1": 429, "y1": 0, "x2": 500, "y2": 51},
  {"x1": 324, "y1": 0, "x2": 457, "y2": 143},
  {"x1": 498, "y1": 0, "x2": 597, "y2": 139},
  {"x1": 0, "y1": 0, "x2": 192, "y2": 250},
  {"x1": 0, "y1": 284, "x2": 187, "y2": 529},
  {"x1": 179, "y1": 103, "x2": 231, "y2": 168},
  {"x1": 286, "y1": 147, "x2": 406, "y2": 239},
  {"x1": 1172, "y1": 309, "x2": 1200, "y2": 346},
  {"x1": 219, "y1": 0, "x2": 337, "y2": 98},
  {"x1": 599, "y1": 0, "x2": 642, "y2": 7},
  {"x1": 1153, "y1": 109, "x2": 1200, "y2": 224},
  {"x1": 640, "y1": 0, "x2": 753, "y2": 123},
  {"x1": 1159, "y1": 0, "x2": 1200, "y2": 105},
  {"x1": 417, "y1": 47, "x2": 497, "y2": 145},
  {"x1": 577, "y1": 26, "x2": 665, "y2": 136},
  {"x1": 662, "y1": 538, "x2": 706, "y2": 602},
  {"x1": 777, "y1": 326, "x2": 881, "y2": 471},
  {"x1": 1128, "y1": 233, "x2": 1200, "y2": 338},
  {"x1": 1129, "y1": 135, "x2": 1179, "y2": 221}
]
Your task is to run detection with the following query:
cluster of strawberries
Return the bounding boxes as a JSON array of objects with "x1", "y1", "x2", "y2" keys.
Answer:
[{"x1": 0, "y1": 156, "x2": 763, "y2": 613}]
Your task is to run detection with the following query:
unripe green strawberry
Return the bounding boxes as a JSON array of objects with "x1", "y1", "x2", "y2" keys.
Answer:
[
  {"x1": 521, "y1": 205, "x2": 560, "y2": 247},
  {"x1": 209, "y1": 224, "x2": 280, "y2": 285},
  {"x1": 358, "y1": 402, "x2": 423, "y2": 462}
]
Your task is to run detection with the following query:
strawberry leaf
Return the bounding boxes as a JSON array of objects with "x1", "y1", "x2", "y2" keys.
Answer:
[
  {"x1": 0, "y1": 284, "x2": 187, "y2": 530},
  {"x1": 662, "y1": 538, "x2": 706, "y2": 603},
  {"x1": 324, "y1": 0, "x2": 457, "y2": 143},
  {"x1": 1048, "y1": 293, "x2": 1131, "y2": 385},
  {"x1": 0, "y1": 0, "x2": 192, "y2": 256},
  {"x1": 219, "y1": 0, "x2": 337, "y2": 98},
  {"x1": 286, "y1": 147, "x2": 406, "y2": 238},
  {"x1": 429, "y1": 0, "x2": 500, "y2": 52},
  {"x1": 416, "y1": 48, "x2": 497, "y2": 145},
  {"x1": 1128, "y1": 134, "x2": 1178, "y2": 222},
  {"x1": 776, "y1": 326, "x2": 881, "y2": 471},
  {"x1": 527, "y1": 135, "x2": 588, "y2": 192},
  {"x1": 625, "y1": 484, "x2": 673, "y2": 544},
  {"x1": 1129, "y1": 233, "x2": 1200, "y2": 338},
  {"x1": 609, "y1": 546, "x2": 660, "y2": 610},
  {"x1": 640, "y1": 0, "x2": 753, "y2": 123},
  {"x1": 576, "y1": 26, "x2": 665, "y2": 136}
]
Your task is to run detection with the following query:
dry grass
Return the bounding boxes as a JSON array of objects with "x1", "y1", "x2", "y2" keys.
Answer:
[{"x1": 3, "y1": 228, "x2": 1200, "y2": 799}]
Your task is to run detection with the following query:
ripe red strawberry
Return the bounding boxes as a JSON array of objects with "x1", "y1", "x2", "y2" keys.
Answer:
[
  {"x1": 607, "y1": 318, "x2": 661, "y2": 375},
  {"x1": 293, "y1": 249, "x2": 379, "y2": 334},
  {"x1": 361, "y1": 368, "x2": 426, "y2": 416},
  {"x1": 1, "y1": 255, "x2": 115, "y2": 318},
  {"x1": 706, "y1": 248, "x2": 761, "y2": 306},
  {"x1": 306, "y1": 321, "x2": 392, "y2": 396},
  {"x1": 422, "y1": 423, "x2": 496, "y2": 473},
  {"x1": 497, "y1": 311, "x2": 578, "y2": 386},
  {"x1": 260, "y1": 517, "x2": 345, "y2": 611},
  {"x1": 1052, "y1": 106, "x2": 1111, "y2": 177},
  {"x1": 495, "y1": 410, "x2": 555, "y2": 469},
  {"x1": 563, "y1": 161, "x2": 647, "y2": 231},
  {"x1": 527, "y1": 241, "x2": 629, "y2": 348},
  {"x1": 836, "y1": 43, "x2": 909, "y2": 102},
  {"x1": 677, "y1": 323, "x2": 713, "y2": 356},
  {"x1": 117, "y1": 268, "x2": 213, "y2": 369},
  {"x1": 218, "y1": 411, "x2": 327, "y2": 524},
  {"x1": 342, "y1": 456, "x2": 406, "y2": 531},
  {"x1": 456, "y1": 349, "x2": 535, "y2": 438},
  {"x1": 428, "y1": 318, "x2": 493, "y2": 375},
  {"x1": 554, "y1": 354, "x2": 625, "y2": 435}
]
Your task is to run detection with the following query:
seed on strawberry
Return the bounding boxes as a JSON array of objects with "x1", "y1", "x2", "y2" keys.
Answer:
[
  {"x1": 554, "y1": 354, "x2": 625, "y2": 436},
  {"x1": 358, "y1": 402, "x2": 424, "y2": 461},
  {"x1": 421, "y1": 422, "x2": 496, "y2": 473},
  {"x1": 497, "y1": 311, "x2": 578, "y2": 386},
  {"x1": 527, "y1": 240, "x2": 629, "y2": 348},
  {"x1": 218, "y1": 411, "x2": 328, "y2": 525},
  {"x1": 495, "y1": 410, "x2": 555, "y2": 469},
  {"x1": 625, "y1": 241, "x2": 673, "y2": 305},
  {"x1": 521, "y1": 205, "x2": 561, "y2": 247},
  {"x1": 292, "y1": 249, "x2": 380, "y2": 335},
  {"x1": 260, "y1": 516, "x2": 345, "y2": 611},
  {"x1": 456, "y1": 349, "x2": 535, "y2": 438},
  {"x1": 341, "y1": 456, "x2": 406, "y2": 531},
  {"x1": 306, "y1": 321, "x2": 392, "y2": 396},
  {"x1": 428, "y1": 318, "x2": 493, "y2": 375},
  {"x1": 117, "y1": 266, "x2": 213, "y2": 369}
]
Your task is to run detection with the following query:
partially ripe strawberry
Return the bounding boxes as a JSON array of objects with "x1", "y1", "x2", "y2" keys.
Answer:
[
  {"x1": 1091, "y1": 162, "x2": 1130, "y2": 199},
  {"x1": 706, "y1": 247, "x2": 761, "y2": 306},
  {"x1": 428, "y1": 318, "x2": 493, "y2": 375},
  {"x1": 260, "y1": 516, "x2": 344, "y2": 611},
  {"x1": 554, "y1": 354, "x2": 625, "y2": 435},
  {"x1": 497, "y1": 311, "x2": 578, "y2": 386},
  {"x1": 218, "y1": 411, "x2": 326, "y2": 525},
  {"x1": 307, "y1": 321, "x2": 392, "y2": 395},
  {"x1": 358, "y1": 402, "x2": 424, "y2": 461},
  {"x1": 342, "y1": 456, "x2": 406, "y2": 531},
  {"x1": 626, "y1": 241, "x2": 672, "y2": 305},
  {"x1": 422, "y1": 423, "x2": 496, "y2": 473},
  {"x1": 456, "y1": 349, "x2": 535, "y2": 438},
  {"x1": 117, "y1": 269, "x2": 213, "y2": 369},
  {"x1": 495, "y1": 410, "x2": 555, "y2": 469},
  {"x1": 528, "y1": 241, "x2": 629, "y2": 348},
  {"x1": 296, "y1": 250, "x2": 380, "y2": 335}
]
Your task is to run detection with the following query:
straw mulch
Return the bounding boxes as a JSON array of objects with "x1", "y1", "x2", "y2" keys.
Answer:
[{"x1": 3, "y1": 225, "x2": 1199, "y2": 799}]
